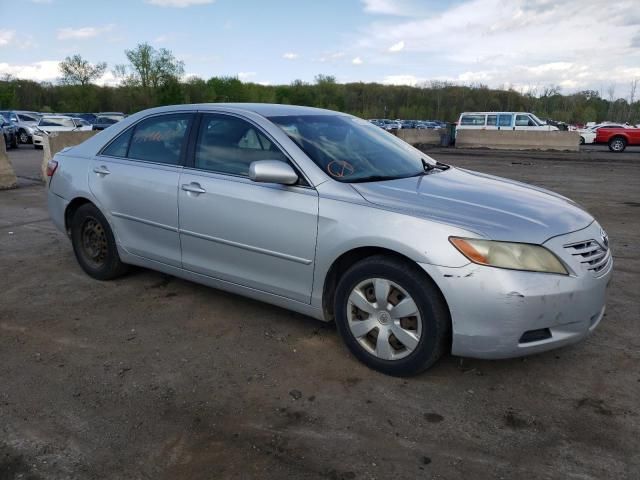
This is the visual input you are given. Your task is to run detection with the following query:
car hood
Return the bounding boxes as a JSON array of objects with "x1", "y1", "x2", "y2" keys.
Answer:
[{"x1": 350, "y1": 167, "x2": 593, "y2": 244}]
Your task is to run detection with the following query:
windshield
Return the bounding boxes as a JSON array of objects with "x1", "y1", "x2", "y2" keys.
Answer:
[
  {"x1": 530, "y1": 114, "x2": 546, "y2": 126},
  {"x1": 268, "y1": 114, "x2": 433, "y2": 182}
]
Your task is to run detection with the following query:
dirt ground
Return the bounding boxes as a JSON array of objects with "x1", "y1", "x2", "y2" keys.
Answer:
[{"x1": 1, "y1": 146, "x2": 639, "y2": 480}]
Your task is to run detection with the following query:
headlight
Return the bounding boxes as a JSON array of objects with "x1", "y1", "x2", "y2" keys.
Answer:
[{"x1": 449, "y1": 237, "x2": 568, "y2": 274}]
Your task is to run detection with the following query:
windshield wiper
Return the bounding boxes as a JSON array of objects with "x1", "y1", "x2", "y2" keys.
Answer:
[{"x1": 348, "y1": 175, "x2": 410, "y2": 183}]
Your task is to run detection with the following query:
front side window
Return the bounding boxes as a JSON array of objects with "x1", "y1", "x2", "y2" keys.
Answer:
[
  {"x1": 194, "y1": 114, "x2": 287, "y2": 177},
  {"x1": 515, "y1": 114, "x2": 532, "y2": 126},
  {"x1": 128, "y1": 114, "x2": 192, "y2": 165},
  {"x1": 269, "y1": 114, "x2": 434, "y2": 183}
]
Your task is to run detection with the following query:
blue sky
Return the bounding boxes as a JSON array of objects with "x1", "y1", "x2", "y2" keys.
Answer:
[{"x1": 1, "y1": 0, "x2": 639, "y2": 97}]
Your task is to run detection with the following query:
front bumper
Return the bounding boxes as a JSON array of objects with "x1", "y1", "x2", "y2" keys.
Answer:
[{"x1": 420, "y1": 223, "x2": 613, "y2": 359}]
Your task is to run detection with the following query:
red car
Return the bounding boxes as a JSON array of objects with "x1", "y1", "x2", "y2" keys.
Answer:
[{"x1": 595, "y1": 127, "x2": 640, "y2": 152}]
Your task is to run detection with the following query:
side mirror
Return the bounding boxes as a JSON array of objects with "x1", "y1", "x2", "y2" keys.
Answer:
[{"x1": 249, "y1": 160, "x2": 298, "y2": 185}]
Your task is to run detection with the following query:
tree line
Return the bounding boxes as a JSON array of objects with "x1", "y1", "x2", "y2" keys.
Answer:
[{"x1": 0, "y1": 44, "x2": 638, "y2": 125}]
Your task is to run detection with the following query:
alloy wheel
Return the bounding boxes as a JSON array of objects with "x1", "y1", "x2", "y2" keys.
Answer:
[
  {"x1": 611, "y1": 139, "x2": 624, "y2": 152},
  {"x1": 347, "y1": 278, "x2": 422, "y2": 360}
]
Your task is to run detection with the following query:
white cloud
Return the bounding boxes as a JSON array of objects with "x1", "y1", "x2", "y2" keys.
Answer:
[
  {"x1": 57, "y1": 24, "x2": 115, "y2": 40},
  {"x1": 237, "y1": 71, "x2": 256, "y2": 80},
  {"x1": 0, "y1": 60, "x2": 61, "y2": 82},
  {"x1": 361, "y1": 0, "x2": 405, "y2": 15},
  {"x1": 352, "y1": 56, "x2": 363, "y2": 65},
  {"x1": 282, "y1": 52, "x2": 299, "y2": 60},
  {"x1": 357, "y1": 0, "x2": 640, "y2": 95},
  {"x1": 388, "y1": 40, "x2": 404, "y2": 52},
  {"x1": 383, "y1": 74, "x2": 425, "y2": 86},
  {"x1": 145, "y1": 0, "x2": 214, "y2": 7},
  {"x1": 0, "y1": 30, "x2": 15, "y2": 47}
]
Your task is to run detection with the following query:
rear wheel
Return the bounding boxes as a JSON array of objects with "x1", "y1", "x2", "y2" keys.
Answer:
[
  {"x1": 334, "y1": 255, "x2": 450, "y2": 376},
  {"x1": 608, "y1": 137, "x2": 626, "y2": 152},
  {"x1": 70, "y1": 203, "x2": 128, "y2": 280}
]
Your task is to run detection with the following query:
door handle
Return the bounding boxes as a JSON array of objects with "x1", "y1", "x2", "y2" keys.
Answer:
[
  {"x1": 93, "y1": 165, "x2": 110, "y2": 175},
  {"x1": 181, "y1": 182, "x2": 206, "y2": 194}
]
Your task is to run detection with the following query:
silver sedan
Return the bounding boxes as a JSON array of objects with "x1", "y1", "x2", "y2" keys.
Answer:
[{"x1": 47, "y1": 104, "x2": 612, "y2": 376}]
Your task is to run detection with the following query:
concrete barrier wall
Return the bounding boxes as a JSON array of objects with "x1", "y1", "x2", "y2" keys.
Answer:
[
  {"x1": 455, "y1": 130, "x2": 579, "y2": 151},
  {"x1": 396, "y1": 129, "x2": 441, "y2": 146},
  {"x1": 41, "y1": 130, "x2": 98, "y2": 180},
  {"x1": 0, "y1": 136, "x2": 18, "y2": 190}
]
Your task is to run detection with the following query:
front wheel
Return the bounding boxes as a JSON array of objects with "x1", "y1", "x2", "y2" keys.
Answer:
[
  {"x1": 579, "y1": 136, "x2": 585, "y2": 145},
  {"x1": 18, "y1": 130, "x2": 29, "y2": 144},
  {"x1": 70, "y1": 203, "x2": 129, "y2": 280},
  {"x1": 608, "y1": 137, "x2": 626, "y2": 152},
  {"x1": 334, "y1": 256, "x2": 450, "y2": 376}
]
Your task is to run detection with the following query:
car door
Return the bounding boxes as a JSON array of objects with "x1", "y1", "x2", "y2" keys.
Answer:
[
  {"x1": 89, "y1": 113, "x2": 194, "y2": 267},
  {"x1": 514, "y1": 114, "x2": 537, "y2": 131},
  {"x1": 497, "y1": 114, "x2": 513, "y2": 131},
  {"x1": 178, "y1": 112, "x2": 319, "y2": 303}
]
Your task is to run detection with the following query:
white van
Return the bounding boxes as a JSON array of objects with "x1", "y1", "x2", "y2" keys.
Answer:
[{"x1": 456, "y1": 112, "x2": 559, "y2": 131}]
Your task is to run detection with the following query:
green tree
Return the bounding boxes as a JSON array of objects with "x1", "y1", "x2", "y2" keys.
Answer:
[
  {"x1": 58, "y1": 55, "x2": 107, "y2": 86},
  {"x1": 123, "y1": 43, "x2": 185, "y2": 90}
]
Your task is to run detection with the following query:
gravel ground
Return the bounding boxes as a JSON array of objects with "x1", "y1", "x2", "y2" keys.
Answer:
[{"x1": 1, "y1": 146, "x2": 639, "y2": 480}]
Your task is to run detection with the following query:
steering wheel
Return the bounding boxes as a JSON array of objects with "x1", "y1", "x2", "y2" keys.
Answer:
[{"x1": 327, "y1": 160, "x2": 355, "y2": 178}]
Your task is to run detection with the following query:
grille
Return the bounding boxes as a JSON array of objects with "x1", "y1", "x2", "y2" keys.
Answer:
[{"x1": 564, "y1": 240, "x2": 611, "y2": 274}]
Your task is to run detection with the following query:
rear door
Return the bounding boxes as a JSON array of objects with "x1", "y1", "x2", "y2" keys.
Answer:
[
  {"x1": 497, "y1": 114, "x2": 513, "y2": 131},
  {"x1": 89, "y1": 113, "x2": 194, "y2": 267},
  {"x1": 177, "y1": 112, "x2": 318, "y2": 303}
]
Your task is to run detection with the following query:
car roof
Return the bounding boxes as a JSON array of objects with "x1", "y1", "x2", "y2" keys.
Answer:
[{"x1": 139, "y1": 103, "x2": 344, "y2": 118}]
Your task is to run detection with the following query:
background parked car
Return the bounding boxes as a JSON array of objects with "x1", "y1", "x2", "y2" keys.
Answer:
[
  {"x1": 37, "y1": 115, "x2": 93, "y2": 134},
  {"x1": 595, "y1": 126, "x2": 640, "y2": 152},
  {"x1": 1, "y1": 114, "x2": 19, "y2": 149},
  {"x1": 457, "y1": 112, "x2": 559, "y2": 131},
  {"x1": 0, "y1": 110, "x2": 40, "y2": 144},
  {"x1": 92, "y1": 116, "x2": 120, "y2": 131},
  {"x1": 578, "y1": 123, "x2": 627, "y2": 144}
]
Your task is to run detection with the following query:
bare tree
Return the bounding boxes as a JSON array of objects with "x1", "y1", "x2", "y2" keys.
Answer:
[
  {"x1": 59, "y1": 55, "x2": 107, "y2": 86},
  {"x1": 628, "y1": 79, "x2": 638, "y2": 122}
]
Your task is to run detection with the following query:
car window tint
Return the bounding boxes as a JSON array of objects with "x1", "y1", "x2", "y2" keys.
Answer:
[
  {"x1": 128, "y1": 114, "x2": 191, "y2": 165},
  {"x1": 498, "y1": 114, "x2": 512, "y2": 127},
  {"x1": 460, "y1": 115, "x2": 485, "y2": 126},
  {"x1": 102, "y1": 128, "x2": 133, "y2": 157},
  {"x1": 195, "y1": 114, "x2": 287, "y2": 177}
]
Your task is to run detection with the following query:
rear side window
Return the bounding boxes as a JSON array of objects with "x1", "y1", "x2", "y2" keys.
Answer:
[
  {"x1": 487, "y1": 115, "x2": 497, "y2": 126},
  {"x1": 194, "y1": 114, "x2": 287, "y2": 177},
  {"x1": 102, "y1": 129, "x2": 133, "y2": 157},
  {"x1": 460, "y1": 115, "x2": 485, "y2": 126},
  {"x1": 128, "y1": 114, "x2": 192, "y2": 165},
  {"x1": 498, "y1": 114, "x2": 513, "y2": 127}
]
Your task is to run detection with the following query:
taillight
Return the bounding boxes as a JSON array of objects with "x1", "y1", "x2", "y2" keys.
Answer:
[{"x1": 46, "y1": 159, "x2": 58, "y2": 177}]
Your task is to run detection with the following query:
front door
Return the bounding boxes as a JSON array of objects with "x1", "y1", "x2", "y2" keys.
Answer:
[
  {"x1": 89, "y1": 113, "x2": 193, "y2": 267},
  {"x1": 178, "y1": 113, "x2": 318, "y2": 303}
]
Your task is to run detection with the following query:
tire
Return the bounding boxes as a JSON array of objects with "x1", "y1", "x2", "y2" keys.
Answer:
[
  {"x1": 608, "y1": 137, "x2": 626, "y2": 152},
  {"x1": 18, "y1": 130, "x2": 30, "y2": 144},
  {"x1": 70, "y1": 203, "x2": 129, "y2": 280},
  {"x1": 334, "y1": 255, "x2": 450, "y2": 376},
  {"x1": 579, "y1": 136, "x2": 585, "y2": 145},
  {"x1": 34, "y1": 145, "x2": 43, "y2": 150}
]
